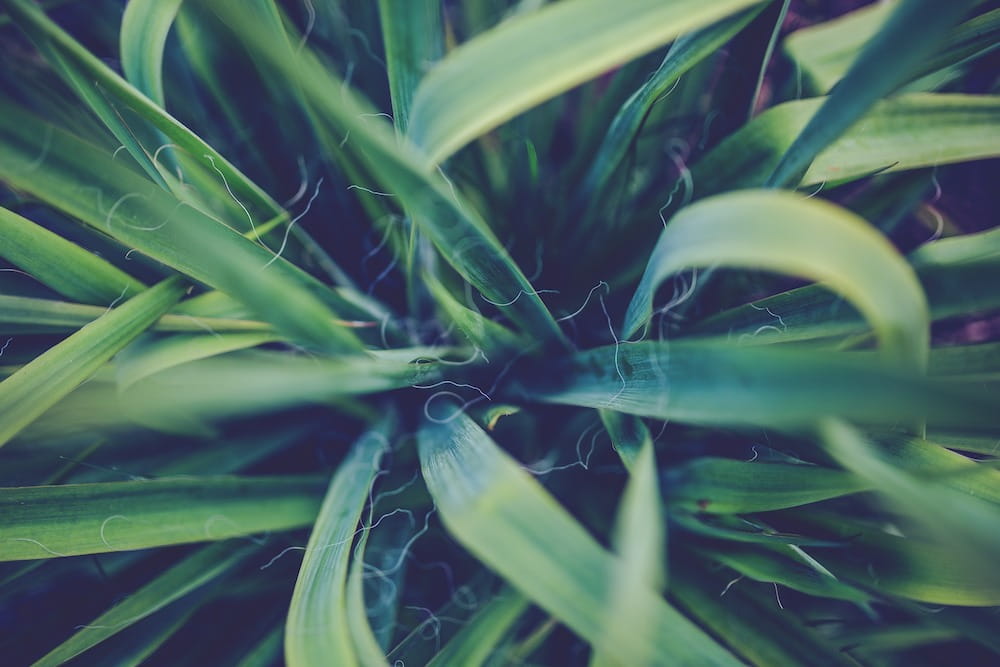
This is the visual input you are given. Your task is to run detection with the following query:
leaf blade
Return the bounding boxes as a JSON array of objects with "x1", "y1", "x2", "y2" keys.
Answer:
[
  {"x1": 624, "y1": 190, "x2": 928, "y2": 370},
  {"x1": 0, "y1": 276, "x2": 184, "y2": 447},
  {"x1": 0, "y1": 475, "x2": 324, "y2": 561},
  {"x1": 407, "y1": 0, "x2": 767, "y2": 163},
  {"x1": 418, "y1": 411, "x2": 738, "y2": 665}
]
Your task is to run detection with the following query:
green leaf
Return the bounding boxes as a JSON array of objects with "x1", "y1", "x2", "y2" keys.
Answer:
[
  {"x1": 407, "y1": 0, "x2": 767, "y2": 164},
  {"x1": 818, "y1": 418, "x2": 1000, "y2": 604},
  {"x1": 671, "y1": 561, "x2": 857, "y2": 666},
  {"x1": 690, "y1": 232, "x2": 1000, "y2": 346},
  {"x1": 285, "y1": 427, "x2": 388, "y2": 667},
  {"x1": 377, "y1": 0, "x2": 443, "y2": 133},
  {"x1": 345, "y1": 529, "x2": 390, "y2": 667},
  {"x1": 426, "y1": 591, "x2": 529, "y2": 667},
  {"x1": 597, "y1": 408, "x2": 650, "y2": 471},
  {"x1": 798, "y1": 510, "x2": 1000, "y2": 606},
  {"x1": 417, "y1": 410, "x2": 738, "y2": 665},
  {"x1": 0, "y1": 103, "x2": 364, "y2": 354},
  {"x1": 783, "y1": 1, "x2": 894, "y2": 94},
  {"x1": 0, "y1": 276, "x2": 184, "y2": 447},
  {"x1": 873, "y1": 434, "x2": 1000, "y2": 504},
  {"x1": 236, "y1": 625, "x2": 285, "y2": 667},
  {"x1": 3, "y1": 0, "x2": 284, "y2": 224},
  {"x1": 765, "y1": 0, "x2": 981, "y2": 187},
  {"x1": 593, "y1": 431, "x2": 665, "y2": 666},
  {"x1": 0, "y1": 205, "x2": 146, "y2": 305},
  {"x1": 692, "y1": 94, "x2": 1000, "y2": 196},
  {"x1": 624, "y1": 190, "x2": 928, "y2": 370},
  {"x1": 0, "y1": 475, "x2": 324, "y2": 561},
  {"x1": 785, "y1": 3, "x2": 1000, "y2": 95},
  {"x1": 4, "y1": 0, "x2": 169, "y2": 186},
  {"x1": 116, "y1": 351, "x2": 435, "y2": 431},
  {"x1": 120, "y1": 0, "x2": 184, "y2": 107},
  {"x1": 71, "y1": 580, "x2": 219, "y2": 667},
  {"x1": 0, "y1": 294, "x2": 270, "y2": 335},
  {"x1": 423, "y1": 271, "x2": 526, "y2": 357},
  {"x1": 34, "y1": 541, "x2": 253, "y2": 666},
  {"x1": 664, "y1": 458, "x2": 866, "y2": 514},
  {"x1": 576, "y1": 6, "x2": 764, "y2": 208},
  {"x1": 520, "y1": 341, "x2": 999, "y2": 431},
  {"x1": 697, "y1": 544, "x2": 871, "y2": 603},
  {"x1": 911, "y1": 223, "x2": 1000, "y2": 267},
  {"x1": 205, "y1": 1, "x2": 567, "y2": 345},
  {"x1": 115, "y1": 332, "x2": 281, "y2": 388}
]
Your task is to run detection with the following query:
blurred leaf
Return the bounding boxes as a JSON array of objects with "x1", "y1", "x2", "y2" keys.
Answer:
[
  {"x1": 592, "y1": 431, "x2": 665, "y2": 666},
  {"x1": 664, "y1": 458, "x2": 865, "y2": 514},
  {"x1": 236, "y1": 625, "x2": 284, "y2": 667},
  {"x1": 0, "y1": 294, "x2": 270, "y2": 335},
  {"x1": 0, "y1": 277, "x2": 184, "y2": 447},
  {"x1": 786, "y1": 3, "x2": 1000, "y2": 94},
  {"x1": 4, "y1": 0, "x2": 287, "y2": 225},
  {"x1": 671, "y1": 560, "x2": 857, "y2": 666},
  {"x1": 418, "y1": 410, "x2": 738, "y2": 665},
  {"x1": 116, "y1": 351, "x2": 434, "y2": 432},
  {"x1": 818, "y1": 418, "x2": 1000, "y2": 604},
  {"x1": 426, "y1": 591, "x2": 529, "y2": 667},
  {"x1": 115, "y1": 332, "x2": 280, "y2": 388},
  {"x1": 0, "y1": 475, "x2": 324, "y2": 561}
]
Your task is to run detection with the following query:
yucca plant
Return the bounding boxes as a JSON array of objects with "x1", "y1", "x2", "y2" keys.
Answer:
[{"x1": 1, "y1": 0, "x2": 999, "y2": 664}]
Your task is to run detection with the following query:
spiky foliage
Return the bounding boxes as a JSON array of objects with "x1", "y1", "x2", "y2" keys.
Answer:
[{"x1": 1, "y1": 0, "x2": 999, "y2": 664}]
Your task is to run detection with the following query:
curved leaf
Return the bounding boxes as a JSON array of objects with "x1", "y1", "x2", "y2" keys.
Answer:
[
  {"x1": 407, "y1": 0, "x2": 766, "y2": 164},
  {"x1": 120, "y1": 0, "x2": 183, "y2": 107},
  {"x1": 624, "y1": 190, "x2": 928, "y2": 370},
  {"x1": 285, "y1": 428, "x2": 387, "y2": 667}
]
